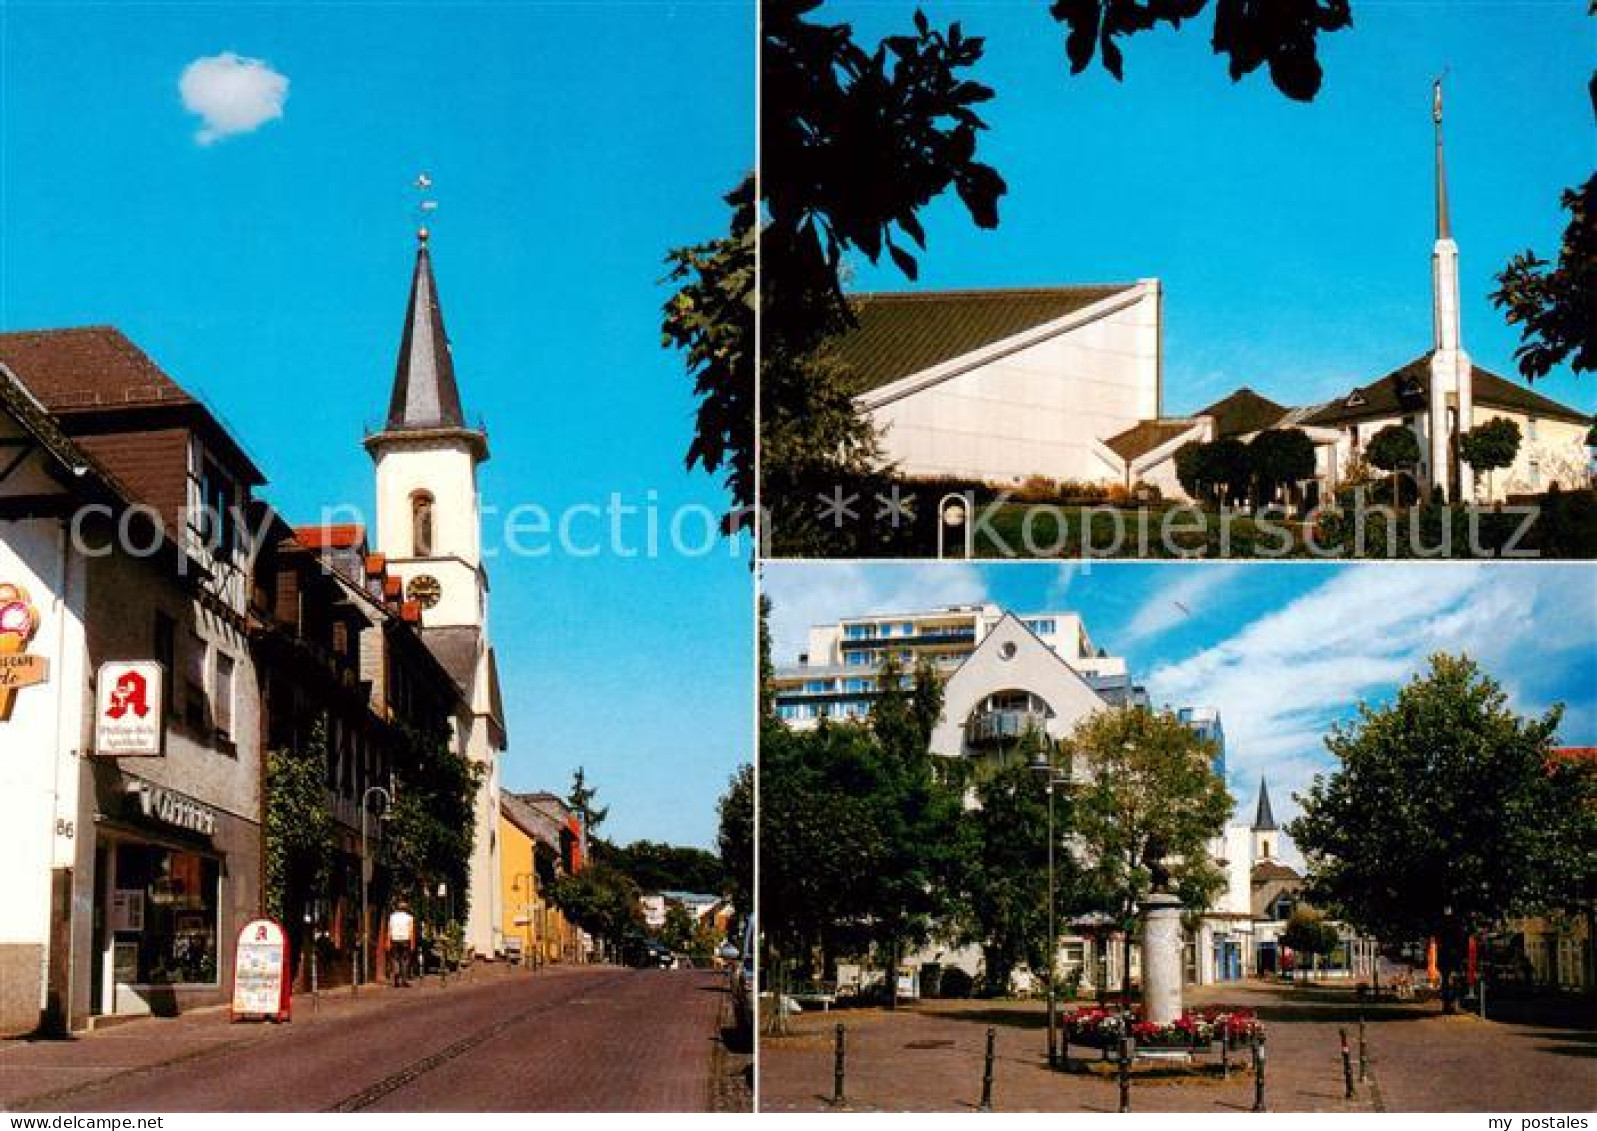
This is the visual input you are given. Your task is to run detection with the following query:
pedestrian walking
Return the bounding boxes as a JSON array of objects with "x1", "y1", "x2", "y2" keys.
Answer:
[{"x1": 389, "y1": 902, "x2": 416, "y2": 987}]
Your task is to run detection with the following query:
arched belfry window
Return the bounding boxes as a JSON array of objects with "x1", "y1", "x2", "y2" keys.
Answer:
[{"x1": 411, "y1": 491, "x2": 435, "y2": 557}]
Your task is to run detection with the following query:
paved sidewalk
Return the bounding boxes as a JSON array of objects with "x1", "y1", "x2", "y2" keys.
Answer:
[{"x1": 759, "y1": 980, "x2": 1596, "y2": 1112}]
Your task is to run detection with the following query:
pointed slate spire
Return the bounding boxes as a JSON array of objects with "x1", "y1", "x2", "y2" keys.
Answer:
[
  {"x1": 386, "y1": 228, "x2": 466, "y2": 431},
  {"x1": 1253, "y1": 777, "x2": 1278, "y2": 832}
]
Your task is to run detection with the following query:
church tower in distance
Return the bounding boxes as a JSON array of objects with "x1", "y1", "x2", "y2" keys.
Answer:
[{"x1": 365, "y1": 225, "x2": 505, "y2": 959}]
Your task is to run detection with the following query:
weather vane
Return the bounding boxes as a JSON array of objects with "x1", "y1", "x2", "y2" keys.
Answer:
[{"x1": 414, "y1": 171, "x2": 437, "y2": 242}]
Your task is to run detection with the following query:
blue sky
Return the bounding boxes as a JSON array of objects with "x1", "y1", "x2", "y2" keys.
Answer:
[
  {"x1": 763, "y1": 562, "x2": 1597, "y2": 850},
  {"x1": 1, "y1": 3, "x2": 754, "y2": 848},
  {"x1": 828, "y1": 0, "x2": 1595, "y2": 418}
]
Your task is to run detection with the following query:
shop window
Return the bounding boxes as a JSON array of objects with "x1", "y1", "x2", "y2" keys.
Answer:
[{"x1": 111, "y1": 842, "x2": 220, "y2": 985}]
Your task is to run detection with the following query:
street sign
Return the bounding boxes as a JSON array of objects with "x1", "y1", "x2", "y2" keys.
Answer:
[
  {"x1": 231, "y1": 918, "x2": 291, "y2": 1022},
  {"x1": 95, "y1": 661, "x2": 164, "y2": 756}
]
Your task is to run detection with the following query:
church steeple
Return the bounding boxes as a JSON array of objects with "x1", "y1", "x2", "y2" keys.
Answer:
[
  {"x1": 1253, "y1": 777, "x2": 1278, "y2": 832},
  {"x1": 1433, "y1": 80, "x2": 1451, "y2": 241},
  {"x1": 1427, "y1": 75, "x2": 1473, "y2": 500},
  {"x1": 1252, "y1": 777, "x2": 1278, "y2": 863},
  {"x1": 386, "y1": 228, "x2": 468, "y2": 433}
]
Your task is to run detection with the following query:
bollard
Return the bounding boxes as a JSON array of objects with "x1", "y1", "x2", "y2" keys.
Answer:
[
  {"x1": 833, "y1": 1023, "x2": 847, "y2": 1106},
  {"x1": 1118, "y1": 1034, "x2": 1132, "y2": 1113},
  {"x1": 1357, "y1": 1017, "x2": 1368, "y2": 1083},
  {"x1": 1251, "y1": 1037, "x2": 1267, "y2": 1113},
  {"x1": 979, "y1": 1027, "x2": 996, "y2": 1111},
  {"x1": 1220, "y1": 1024, "x2": 1230, "y2": 1080},
  {"x1": 1062, "y1": 1029, "x2": 1070, "y2": 1072},
  {"x1": 1339, "y1": 1027, "x2": 1354, "y2": 1099}
]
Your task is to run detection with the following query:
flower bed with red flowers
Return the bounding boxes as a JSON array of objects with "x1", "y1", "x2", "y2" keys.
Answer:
[{"x1": 1061, "y1": 1006, "x2": 1262, "y2": 1050}]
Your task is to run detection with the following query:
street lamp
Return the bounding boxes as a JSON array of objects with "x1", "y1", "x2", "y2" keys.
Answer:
[
  {"x1": 359, "y1": 784, "x2": 392, "y2": 993},
  {"x1": 1031, "y1": 744, "x2": 1070, "y2": 1069}
]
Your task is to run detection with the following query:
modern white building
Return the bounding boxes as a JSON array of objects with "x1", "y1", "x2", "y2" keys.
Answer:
[
  {"x1": 825, "y1": 87, "x2": 1590, "y2": 506},
  {"x1": 364, "y1": 228, "x2": 507, "y2": 960}
]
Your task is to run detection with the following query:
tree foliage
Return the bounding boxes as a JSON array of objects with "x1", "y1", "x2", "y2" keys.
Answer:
[
  {"x1": 758, "y1": 651, "x2": 964, "y2": 1004},
  {"x1": 264, "y1": 718, "x2": 334, "y2": 926},
  {"x1": 1248, "y1": 427, "x2": 1317, "y2": 503},
  {"x1": 1458, "y1": 416, "x2": 1522, "y2": 500},
  {"x1": 596, "y1": 839, "x2": 728, "y2": 896},
  {"x1": 1068, "y1": 704, "x2": 1232, "y2": 990},
  {"x1": 546, "y1": 861, "x2": 644, "y2": 957},
  {"x1": 384, "y1": 727, "x2": 484, "y2": 934},
  {"x1": 567, "y1": 766, "x2": 609, "y2": 838},
  {"x1": 952, "y1": 738, "x2": 1086, "y2": 995},
  {"x1": 1288, "y1": 654, "x2": 1567, "y2": 1011},
  {"x1": 1052, "y1": 0, "x2": 1353, "y2": 101},
  {"x1": 1279, "y1": 906, "x2": 1340, "y2": 980},
  {"x1": 1365, "y1": 423, "x2": 1420, "y2": 474},
  {"x1": 718, "y1": 763, "x2": 755, "y2": 914},
  {"x1": 1493, "y1": 172, "x2": 1596, "y2": 381},
  {"x1": 663, "y1": 178, "x2": 757, "y2": 525}
]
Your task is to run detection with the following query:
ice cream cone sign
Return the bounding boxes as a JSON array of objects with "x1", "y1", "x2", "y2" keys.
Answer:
[{"x1": 0, "y1": 583, "x2": 47, "y2": 721}]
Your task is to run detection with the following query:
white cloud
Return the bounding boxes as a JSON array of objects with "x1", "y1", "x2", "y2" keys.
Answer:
[
  {"x1": 1147, "y1": 564, "x2": 1594, "y2": 838},
  {"x1": 179, "y1": 52, "x2": 288, "y2": 145},
  {"x1": 762, "y1": 562, "x2": 989, "y2": 665},
  {"x1": 1119, "y1": 563, "x2": 1248, "y2": 645}
]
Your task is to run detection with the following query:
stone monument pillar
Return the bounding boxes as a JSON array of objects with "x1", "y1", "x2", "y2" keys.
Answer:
[{"x1": 1140, "y1": 891, "x2": 1184, "y2": 1024}]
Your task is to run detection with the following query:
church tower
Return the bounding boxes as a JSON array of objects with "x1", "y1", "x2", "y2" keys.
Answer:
[
  {"x1": 365, "y1": 225, "x2": 504, "y2": 958},
  {"x1": 1427, "y1": 77, "x2": 1475, "y2": 500},
  {"x1": 1252, "y1": 777, "x2": 1279, "y2": 865}
]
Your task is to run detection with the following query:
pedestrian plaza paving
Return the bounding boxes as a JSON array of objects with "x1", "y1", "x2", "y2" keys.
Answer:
[{"x1": 758, "y1": 980, "x2": 1596, "y2": 1112}]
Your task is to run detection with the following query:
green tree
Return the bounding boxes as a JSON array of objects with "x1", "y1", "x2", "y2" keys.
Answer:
[
  {"x1": 865, "y1": 652, "x2": 966, "y2": 1006},
  {"x1": 1458, "y1": 416, "x2": 1522, "y2": 504},
  {"x1": 567, "y1": 766, "x2": 609, "y2": 838},
  {"x1": 597, "y1": 840, "x2": 727, "y2": 895},
  {"x1": 1279, "y1": 906, "x2": 1341, "y2": 982},
  {"x1": 383, "y1": 727, "x2": 484, "y2": 944},
  {"x1": 1288, "y1": 654, "x2": 1565, "y2": 1013},
  {"x1": 546, "y1": 862, "x2": 644, "y2": 961},
  {"x1": 1365, "y1": 423, "x2": 1421, "y2": 506},
  {"x1": 1052, "y1": 0, "x2": 1352, "y2": 101},
  {"x1": 718, "y1": 763, "x2": 755, "y2": 915},
  {"x1": 953, "y1": 736, "x2": 1083, "y2": 996},
  {"x1": 1174, "y1": 441, "x2": 1218, "y2": 505},
  {"x1": 662, "y1": 178, "x2": 757, "y2": 528},
  {"x1": 1068, "y1": 705, "x2": 1232, "y2": 998},
  {"x1": 659, "y1": 901, "x2": 697, "y2": 953},
  {"x1": 263, "y1": 719, "x2": 334, "y2": 940},
  {"x1": 1248, "y1": 427, "x2": 1317, "y2": 508},
  {"x1": 1493, "y1": 172, "x2": 1595, "y2": 381}
]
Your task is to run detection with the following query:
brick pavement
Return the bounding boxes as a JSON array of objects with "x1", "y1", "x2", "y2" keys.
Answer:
[
  {"x1": 1, "y1": 964, "x2": 742, "y2": 1112},
  {"x1": 758, "y1": 979, "x2": 1596, "y2": 1112}
]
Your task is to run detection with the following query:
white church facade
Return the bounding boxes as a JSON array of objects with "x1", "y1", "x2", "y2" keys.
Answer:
[{"x1": 827, "y1": 86, "x2": 1589, "y2": 506}]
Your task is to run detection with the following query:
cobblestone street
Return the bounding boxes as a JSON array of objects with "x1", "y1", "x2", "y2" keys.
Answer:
[{"x1": 759, "y1": 980, "x2": 1597, "y2": 1112}]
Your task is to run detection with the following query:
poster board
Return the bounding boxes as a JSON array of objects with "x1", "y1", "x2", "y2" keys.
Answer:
[{"x1": 231, "y1": 918, "x2": 291, "y2": 1022}]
